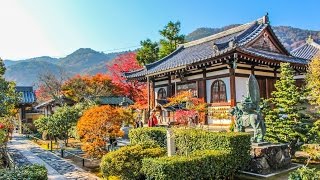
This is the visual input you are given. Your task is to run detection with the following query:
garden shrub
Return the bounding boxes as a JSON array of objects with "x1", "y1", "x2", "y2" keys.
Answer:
[
  {"x1": 288, "y1": 166, "x2": 320, "y2": 180},
  {"x1": 142, "y1": 150, "x2": 234, "y2": 180},
  {"x1": 129, "y1": 127, "x2": 167, "y2": 147},
  {"x1": 301, "y1": 144, "x2": 320, "y2": 160},
  {"x1": 100, "y1": 144, "x2": 166, "y2": 180},
  {"x1": 0, "y1": 164, "x2": 48, "y2": 180},
  {"x1": 173, "y1": 128, "x2": 251, "y2": 170},
  {"x1": 130, "y1": 127, "x2": 251, "y2": 171}
]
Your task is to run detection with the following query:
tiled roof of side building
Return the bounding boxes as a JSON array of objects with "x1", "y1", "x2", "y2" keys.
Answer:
[
  {"x1": 15, "y1": 86, "x2": 36, "y2": 104},
  {"x1": 291, "y1": 37, "x2": 320, "y2": 60}
]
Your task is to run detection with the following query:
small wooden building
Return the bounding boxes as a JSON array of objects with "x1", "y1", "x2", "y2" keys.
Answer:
[
  {"x1": 16, "y1": 86, "x2": 37, "y2": 133},
  {"x1": 125, "y1": 15, "x2": 310, "y2": 127}
]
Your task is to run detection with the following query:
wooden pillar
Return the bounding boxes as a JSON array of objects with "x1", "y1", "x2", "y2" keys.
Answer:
[
  {"x1": 168, "y1": 75, "x2": 172, "y2": 97},
  {"x1": 266, "y1": 78, "x2": 270, "y2": 99},
  {"x1": 203, "y1": 70, "x2": 207, "y2": 102},
  {"x1": 150, "y1": 79, "x2": 155, "y2": 109},
  {"x1": 203, "y1": 69, "x2": 208, "y2": 125},
  {"x1": 147, "y1": 77, "x2": 150, "y2": 114},
  {"x1": 19, "y1": 106, "x2": 26, "y2": 134},
  {"x1": 230, "y1": 68, "x2": 236, "y2": 107},
  {"x1": 251, "y1": 65, "x2": 255, "y2": 75}
]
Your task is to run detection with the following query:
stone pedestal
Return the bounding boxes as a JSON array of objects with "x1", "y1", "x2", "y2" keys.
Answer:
[{"x1": 248, "y1": 143, "x2": 291, "y2": 174}]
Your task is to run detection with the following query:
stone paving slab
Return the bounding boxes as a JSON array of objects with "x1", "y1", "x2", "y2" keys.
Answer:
[{"x1": 7, "y1": 134, "x2": 100, "y2": 180}]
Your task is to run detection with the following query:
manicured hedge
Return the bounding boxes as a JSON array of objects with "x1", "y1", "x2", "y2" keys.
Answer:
[
  {"x1": 129, "y1": 127, "x2": 167, "y2": 147},
  {"x1": 0, "y1": 164, "x2": 48, "y2": 180},
  {"x1": 142, "y1": 150, "x2": 234, "y2": 180},
  {"x1": 129, "y1": 127, "x2": 251, "y2": 172},
  {"x1": 173, "y1": 128, "x2": 251, "y2": 170},
  {"x1": 100, "y1": 144, "x2": 166, "y2": 180}
]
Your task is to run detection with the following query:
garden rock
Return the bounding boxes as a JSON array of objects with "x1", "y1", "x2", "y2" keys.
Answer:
[{"x1": 248, "y1": 143, "x2": 291, "y2": 174}]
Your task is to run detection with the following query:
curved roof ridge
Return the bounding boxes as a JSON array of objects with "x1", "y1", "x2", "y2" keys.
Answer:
[
  {"x1": 291, "y1": 38, "x2": 320, "y2": 54},
  {"x1": 309, "y1": 41, "x2": 320, "y2": 49},
  {"x1": 183, "y1": 16, "x2": 265, "y2": 48},
  {"x1": 145, "y1": 45, "x2": 184, "y2": 70},
  {"x1": 123, "y1": 67, "x2": 146, "y2": 76}
]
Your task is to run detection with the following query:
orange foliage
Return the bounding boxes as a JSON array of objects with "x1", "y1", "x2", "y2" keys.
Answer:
[
  {"x1": 165, "y1": 91, "x2": 207, "y2": 124},
  {"x1": 62, "y1": 73, "x2": 119, "y2": 102},
  {"x1": 77, "y1": 105, "x2": 124, "y2": 158}
]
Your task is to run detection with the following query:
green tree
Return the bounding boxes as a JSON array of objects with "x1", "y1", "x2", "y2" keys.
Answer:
[
  {"x1": 136, "y1": 21, "x2": 185, "y2": 65},
  {"x1": 136, "y1": 39, "x2": 159, "y2": 65},
  {"x1": 34, "y1": 103, "x2": 89, "y2": 145},
  {"x1": 0, "y1": 58, "x2": 19, "y2": 118},
  {"x1": 158, "y1": 21, "x2": 185, "y2": 58},
  {"x1": 264, "y1": 63, "x2": 310, "y2": 153}
]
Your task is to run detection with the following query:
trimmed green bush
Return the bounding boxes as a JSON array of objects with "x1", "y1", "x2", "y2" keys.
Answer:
[
  {"x1": 142, "y1": 150, "x2": 235, "y2": 180},
  {"x1": 0, "y1": 164, "x2": 48, "y2": 180},
  {"x1": 129, "y1": 127, "x2": 251, "y2": 173},
  {"x1": 129, "y1": 127, "x2": 167, "y2": 147},
  {"x1": 173, "y1": 128, "x2": 251, "y2": 170},
  {"x1": 100, "y1": 144, "x2": 166, "y2": 180},
  {"x1": 288, "y1": 166, "x2": 320, "y2": 180}
]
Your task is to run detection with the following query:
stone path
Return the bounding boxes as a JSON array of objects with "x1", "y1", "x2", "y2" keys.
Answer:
[{"x1": 7, "y1": 134, "x2": 100, "y2": 180}]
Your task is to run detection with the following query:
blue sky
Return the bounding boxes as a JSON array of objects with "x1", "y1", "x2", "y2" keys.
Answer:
[{"x1": 1, "y1": 0, "x2": 319, "y2": 59}]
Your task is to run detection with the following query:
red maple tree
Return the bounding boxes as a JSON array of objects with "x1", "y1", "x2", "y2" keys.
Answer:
[{"x1": 107, "y1": 52, "x2": 147, "y2": 109}]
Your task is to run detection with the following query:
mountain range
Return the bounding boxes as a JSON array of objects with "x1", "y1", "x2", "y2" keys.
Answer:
[
  {"x1": 4, "y1": 48, "x2": 125, "y2": 86},
  {"x1": 4, "y1": 25, "x2": 320, "y2": 86}
]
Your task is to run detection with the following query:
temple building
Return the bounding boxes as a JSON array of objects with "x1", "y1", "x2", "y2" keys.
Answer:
[{"x1": 125, "y1": 15, "x2": 310, "y2": 126}]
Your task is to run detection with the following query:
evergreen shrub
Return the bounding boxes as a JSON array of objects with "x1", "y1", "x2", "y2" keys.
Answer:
[
  {"x1": 142, "y1": 150, "x2": 234, "y2": 180},
  {"x1": 129, "y1": 127, "x2": 251, "y2": 171},
  {"x1": 288, "y1": 166, "x2": 320, "y2": 180},
  {"x1": 173, "y1": 128, "x2": 251, "y2": 170},
  {"x1": 0, "y1": 164, "x2": 48, "y2": 180},
  {"x1": 100, "y1": 144, "x2": 166, "y2": 180},
  {"x1": 129, "y1": 127, "x2": 167, "y2": 147}
]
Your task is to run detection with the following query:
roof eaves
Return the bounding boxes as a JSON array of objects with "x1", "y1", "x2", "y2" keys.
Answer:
[
  {"x1": 145, "y1": 46, "x2": 184, "y2": 70},
  {"x1": 183, "y1": 16, "x2": 265, "y2": 48}
]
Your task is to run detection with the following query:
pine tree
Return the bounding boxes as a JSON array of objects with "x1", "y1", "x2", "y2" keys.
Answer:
[
  {"x1": 158, "y1": 21, "x2": 185, "y2": 58},
  {"x1": 265, "y1": 63, "x2": 309, "y2": 152},
  {"x1": 136, "y1": 39, "x2": 159, "y2": 65}
]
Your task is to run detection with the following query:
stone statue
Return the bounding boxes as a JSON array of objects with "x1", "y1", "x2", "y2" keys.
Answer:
[{"x1": 230, "y1": 75, "x2": 266, "y2": 143}]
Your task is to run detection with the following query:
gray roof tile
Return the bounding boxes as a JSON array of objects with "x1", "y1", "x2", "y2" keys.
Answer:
[
  {"x1": 15, "y1": 86, "x2": 36, "y2": 104},
  {"x1": 239, "y1": 47, "x2": 308, "y2": 65},
  {"x1": 126, "y1": 15, "x2": 303, "y2": 78},
  {"x1": 291, "y1": 40, "x2": 320, "y2": 60}
]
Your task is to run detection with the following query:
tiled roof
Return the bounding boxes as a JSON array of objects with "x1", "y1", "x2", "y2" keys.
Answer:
[
  {"x1": 96, "y1": 96, "x2": 134, "y2": 106},
  {"x1": 123, "y1": 68, "x2": 147, "y2": 78},
  {"x1": 125, "y1": 15, "x2": 301, "y2": 78},
  {"x1": 34, "y1": 97, "x2": 74, "y2": 109},
  {"x1": 15, "y1": 86, "x2": 36, "y2": 104},
  {"x1": 291, "y1": 38, "x2": 320, "y2": 60},
  {"x1": 239, "y1": 47, "x2": 308, "y2": 64}
]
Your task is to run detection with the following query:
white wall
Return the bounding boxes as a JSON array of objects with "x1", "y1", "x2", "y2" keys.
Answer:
[
  {"x1": 206, "y1": 77, "x2": 230, "y2": 103},
  {"x1": 235, "y1": 77, "x2": 248, "y2": 102}
]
